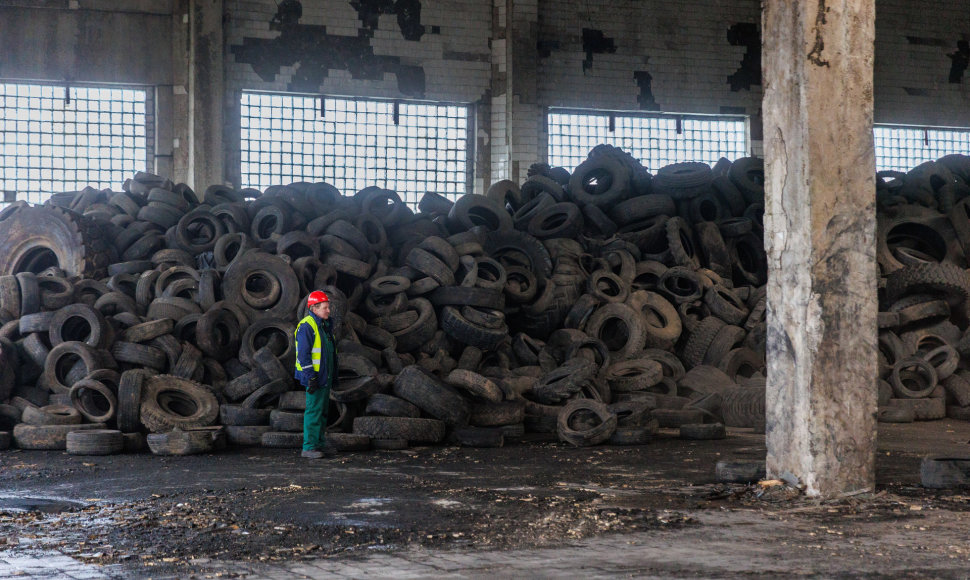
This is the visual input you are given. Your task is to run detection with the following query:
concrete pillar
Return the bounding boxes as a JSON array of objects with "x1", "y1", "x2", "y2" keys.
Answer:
[
  {"x1": 172, "y1": 0, "x2": 225, "y2": 191},
  {"x1": 762, "y1": 0, "x2": 878, "y2": 497},
  {"x1": 490, "y1": 0, "x2": 541, "y2": 186}
]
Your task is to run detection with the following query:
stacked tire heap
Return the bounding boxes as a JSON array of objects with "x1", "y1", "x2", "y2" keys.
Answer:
[
  {"x1": 876, "y1": 154, "x2": 970, "y2": 424},
  {"x1": 0, "y1": 147, "x2": 771, "y2": 454}
]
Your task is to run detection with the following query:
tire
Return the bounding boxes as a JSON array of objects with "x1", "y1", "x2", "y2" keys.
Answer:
[
  {"x1": 885, "y1": 263, "x2": 970, "y2": 309},
  {"x1": 728, "y1": 157, "x2": 765, "y2": 203},
  {"x1": 604, "y1": 359, "x2": 663, "y2": 392},
  {"x1": 0, "y1": 205, "x2": 113, "y2": 279},
  {"x1": 226, "y1": 425, "x2": 272, "y2": 446},
  {"x1": 110, "y1": 341, "x2": 167, "y2": 370},
  {"x1": 365, "y1": 393, "x2": 422, "y2": 418},
  {"x1": 260, "y1": 430, "x2": 303, "y2": 449},
  {"x1": 527, "y1": 203, "x2": 584, "y2": 240},
  {"x1": 352, "y1": 416, "x2": 446, "y2": 443},
  {"x1": 392, "y1": 298, "x2": 437, "y2": 353},
  {"x1": 66, "y1": 429, "x2": 124, "y2": 455},
  {"x1": 609, "y1": 194, "x2": 676, "y2": 226},
  {"x1": 568, "y1": 156, "x2": 631, "y2": 207},
  {"x1": 148, "y1": 428, "x2": 220, "y2": 456},
  {"x1": 448, "y1": 194, "x2": 513, "y2": 232},
  {"x1": 704, "y1": 286, "x2": 749, "y2": 326},
  {"x1": 49, "y1": 304, "x2": 110, "y2": 349},
  {"x1": 41, "y1": 341, "x2": 112, "y2": 395},
  {"x1": 652, "y1": 162, "x2": 713, "y2": 199},
  {"x1": 22, "y1": 404, "x2": 82, "y2": 426},
  {"x1": 557, "y1": 399, "x2": 617, "y2": 447},
  {"x1": 222, "y1": 252, "x2": 300, "y2": 321},
  {"x1": 116, "y1": 370, "x2": 146, "y2": 433},
  {"x1": 328, "y1": 432, "x2": 372, "y2": 451},
  {"x1": 584, "y1": 303, "x2": 648, "y2": 361},
  {"x1": 140, "y1": 374, "x2": 220, "y2": 433},
  {"x1": 69, "y1": 379, "x2": 117, "y2": 423},
  {"x1": 18, "y1": 311, "x2": 55, "y2": 334},
  {"x1": 441, "y1": 369, "x2": 502, "y2": 404},
  {"x1": 239, "y1": 319, "x2": 295, "y2": 369},
  {"x1": 658, "y1": 266, "x2": 704, "y2": 304},
  {"x1": 943, "y1": 372, "x2": 970, "y2": 407},
  {"x1": 270, "y1": 409, "x2": 304, "y2": 432},
  {"x1": 666, "y1": 217, "x2": 700, "y2": 268},
  {"x1": 406, "y1": 247, "x2": 455, "y2": 286},
  {"x1": 484, "y1": 230, "x2": 553, "y2": 285},
  {"x1": 12, "y1": 422, "x2": 107, "y2": 450},
  {"x1": 679, "y1": 422, "x2": 726, "y2": 440},
  {"x1": 469, "y1": 400, "x2": 526, "y2": 427},
  {"x1": 392, "y1": 365, "x2": 469, "y2": 426},
  {"x1": 720, "y1": 386, "x2": 765, "y2": 428},
  {"x1": 195, "y1": 307, "x2": 242, "y2": 362},
  {"x1": 891, "y1": 358, "x2": 938, "y2": 399},
  {"x1": 920, "y1": 456, "x2": 970, "y2": 489},
  {"x1": 440, "y1": 306, "x2": 508, "y2": 350},
  {"x1": 652, "y1": 408, "x2": 706, "y2": 428},
  {"x1": 587, "y1": 270, "x2": 629, "y2": 304},
  {"x1": 626, "y1": 290, "x2": 681, "y2": 350},
  {"x1": 715, "y1": 460, "x2": 766, "y2": 483}
]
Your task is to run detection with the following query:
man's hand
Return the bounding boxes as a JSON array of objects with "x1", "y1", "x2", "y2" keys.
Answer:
[{"x1": 306, "y1": 373, "x2": 319, "y2": 394}]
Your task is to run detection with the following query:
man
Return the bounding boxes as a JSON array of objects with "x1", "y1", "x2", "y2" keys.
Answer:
[{"x1": 294, "y1": 290, "x2": 338, "y2": 459}]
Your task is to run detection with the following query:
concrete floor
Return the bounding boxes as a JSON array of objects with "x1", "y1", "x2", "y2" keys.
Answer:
[{"x1": 1, "y1": 420, "x2": 969, "y2": 579}]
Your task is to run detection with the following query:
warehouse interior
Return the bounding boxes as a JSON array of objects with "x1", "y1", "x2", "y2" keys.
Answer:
[{"x1": 2, "y1": 0, "x2": 970, "y2": 577}]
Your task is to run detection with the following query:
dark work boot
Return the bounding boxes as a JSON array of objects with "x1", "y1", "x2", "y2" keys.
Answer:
[{"x1": 301, "y1": 449, "x2": 324, "y2": 459}]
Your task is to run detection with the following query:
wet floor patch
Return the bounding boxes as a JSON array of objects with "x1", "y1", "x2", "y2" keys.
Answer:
[{"x1": 0, "y1": 496, "x2": 85, "y2": 513}]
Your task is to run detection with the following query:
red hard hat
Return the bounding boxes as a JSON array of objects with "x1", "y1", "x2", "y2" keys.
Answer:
[{"x1": 307, "y1": 291, "x2": 329, "y2": 307}]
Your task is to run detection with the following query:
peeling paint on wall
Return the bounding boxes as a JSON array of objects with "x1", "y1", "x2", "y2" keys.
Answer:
[
  {"x1": 230, "y1": 0, "x2": 426, "y2": 96},
  {"x1": 581, "y1": 28, "x2": 616, "y2": 72},
  {"x1": 350, "y1": 0, "x2": 425, "y2": 41},
  {"x1": 949, "y1": 40, "x2": 969, "y2": 84},
  {"x1": 727, "y1": 22, "x2": 760, "y2": 91},
  {"x1": 633, "y1": 71, "x2": 659, "y2": 110}
]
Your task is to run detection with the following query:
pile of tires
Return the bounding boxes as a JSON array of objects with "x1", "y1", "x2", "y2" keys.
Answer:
[
  {"x1": 876, "y1": 154, "x2": 970, "y2": 424},
  {"x1": 1, "y1": 150, "x2": 965, "y2": 455}
]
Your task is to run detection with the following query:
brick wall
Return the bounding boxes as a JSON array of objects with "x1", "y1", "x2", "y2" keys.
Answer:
[
  {"x1": 225, "y1": 0, "x2": 969, "y2": 188},
  {"x1": 225, "y1": 0, "x2": 493, "y2": 189}
]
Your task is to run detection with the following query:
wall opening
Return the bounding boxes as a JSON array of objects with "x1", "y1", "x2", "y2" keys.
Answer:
[
  {"x1": 0, "y1": 82, "x2": 151, "y2": 206},
  {"x1": 547, "y1": 108, "x2": 748, "y2": 172},
  {"x1": 240, "y1": 91, "x2": 472, "y2": 208},
  {"x1": 874, "y1": 124, "x2": 970, "y2": 172}
]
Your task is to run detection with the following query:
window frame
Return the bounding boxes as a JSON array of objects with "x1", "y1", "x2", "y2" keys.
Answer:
[
  {"x1": 546, "y1": 106, "x2": 749, "y2": 173},
  {"x1": 239, "y1": 90, "x2": 476, "y2": 207},
  {"x1": 0, "y1": 79, "x2": 154, "y2": 206}
]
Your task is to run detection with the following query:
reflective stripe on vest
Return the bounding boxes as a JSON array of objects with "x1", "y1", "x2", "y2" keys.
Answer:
[{"x1": 294, "y1": 315, "x2": 322, "y2": 372}]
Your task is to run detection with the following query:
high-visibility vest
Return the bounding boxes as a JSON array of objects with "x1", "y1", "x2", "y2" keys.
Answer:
[{"x1": 294, "y1": 315, "x2": 322, "y2": 372}]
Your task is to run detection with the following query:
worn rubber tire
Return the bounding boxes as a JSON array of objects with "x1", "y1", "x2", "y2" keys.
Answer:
[
  {"x1": 140, "y1": 374, "x2": 219, "y2": 433},
  {"x1": 66, "y1": 429, "x2": 124, "y2": 455},
  {"x1": 352, "y1": 416, "x2": 446, "y2": 443}
]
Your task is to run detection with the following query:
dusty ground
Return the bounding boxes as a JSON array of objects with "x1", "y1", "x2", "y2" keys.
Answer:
[{"x1": 1, "y1": 421, "x2": 969, "y2": 578}]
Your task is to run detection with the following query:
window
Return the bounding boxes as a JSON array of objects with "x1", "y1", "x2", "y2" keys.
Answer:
[
  {"x1": 240, "y1": 92, "x2": 472, "y2": 207},
  {"x1": 874, "y1": 125, "x2": 970, "y2": 172},
  {"x1": 0, "y1": 82, "x2": 151, "y2": 205},
  {"x1": 547, "y1": 109, "x2": 747, "y2": 173}
]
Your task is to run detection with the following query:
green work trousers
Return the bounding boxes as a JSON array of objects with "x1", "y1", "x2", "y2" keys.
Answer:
[{"x1": 303, "y1": 386, "x2": 331, "y2": 451}]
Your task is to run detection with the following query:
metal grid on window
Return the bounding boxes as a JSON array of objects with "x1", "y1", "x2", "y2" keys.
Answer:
[
  {"x1": 547, "y1": 109, "x2": 748, "y2": 173},
  {"x1": 875, "y1": 125, "x2": 970, "y2": 172},
  {"x1": 240, "y1": 92, "x2": 471, "y2": 207},
  {"x1": 0, "y1": 82, "x2": 151, "y2": 206}
]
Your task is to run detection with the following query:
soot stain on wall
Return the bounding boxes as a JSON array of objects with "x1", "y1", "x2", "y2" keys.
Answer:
[
  {"x1": 949, "y1": 40, "x2": 969, "y2": 83},
  {"x1": 581, "y1": 28, "x2": 616, "y2": 72},
  {"x1": 633, "y1": 71, "x2": 659, "y2": 110},
  {"x1": 232, "y1": 0, "x2": 426, "y2": 96},
  {"x1": 727, "y1": 22, "x2": 760, "y2": 91},
  {"x1": 350, "y1": 0, "x2": 425, "y2": 41}
]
